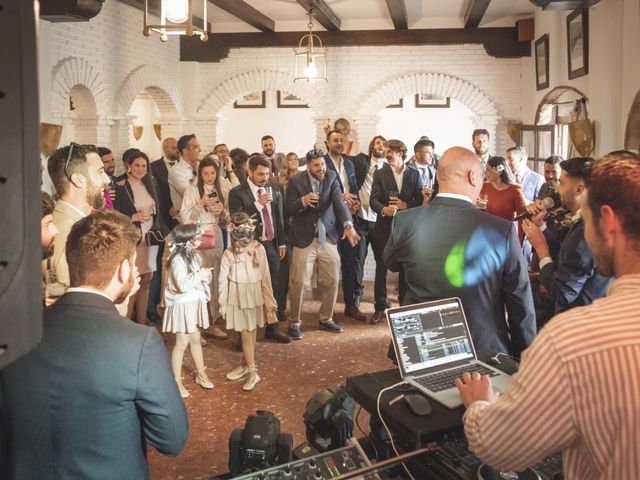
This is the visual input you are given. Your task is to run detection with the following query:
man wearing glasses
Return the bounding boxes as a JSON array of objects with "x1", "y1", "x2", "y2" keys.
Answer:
[{"x1": 47, "y1": 143, "x2": 111, "y2": 288}]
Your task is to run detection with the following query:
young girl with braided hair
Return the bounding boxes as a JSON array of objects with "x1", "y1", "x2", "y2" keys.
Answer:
[
  {"x1": 219, "y1": 212, "x2": 277, "y2": 391},
  {"x1": 162, "y1": 223, "x2": 214, "y2": 398}
]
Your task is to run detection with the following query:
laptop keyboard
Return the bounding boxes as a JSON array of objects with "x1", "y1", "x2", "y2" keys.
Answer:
[{"x1": 415, "y1": 364, "x2": 498, "y2": 392}]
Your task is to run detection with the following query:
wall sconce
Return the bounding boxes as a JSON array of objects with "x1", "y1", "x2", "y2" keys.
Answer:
[
  {"x1": 143, "y1": 0, "x2": 208, "y2": 42},
  {"x1": 132, "y1": 125, "x2": 144, "y2": 141},
  {"x1": 294, "y1": 5, "x2": 327, "y2": 82}
]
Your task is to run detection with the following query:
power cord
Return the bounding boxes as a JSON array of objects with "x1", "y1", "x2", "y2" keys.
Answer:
[{"x1": 376, "y1": 381, "x2": 416, "y2": 480}]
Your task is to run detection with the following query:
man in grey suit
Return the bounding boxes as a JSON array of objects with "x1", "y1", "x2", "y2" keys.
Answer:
[
  {"x1": 1, "y1": 210, "x2": 188, "y2": 480},
  {"x1": 285, "y1": 149, "x2": 361, "y2": 339},
  {"x1": 384, "y1": 147, "x2": 536, "y2": 358}
]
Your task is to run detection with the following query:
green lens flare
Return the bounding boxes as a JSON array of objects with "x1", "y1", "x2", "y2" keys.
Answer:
[{"x1": 445, "y1": 241, "x2": 466, "y2": 288}]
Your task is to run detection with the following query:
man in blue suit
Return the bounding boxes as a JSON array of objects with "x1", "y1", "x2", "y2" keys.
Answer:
[
  {"x1": 524, "y1": 157, "x2": 611, "y2": 328},
  {"x1": 285, "y1": 149, "x2": 361, "y2": 339},
  {"x1": 384, "y1": 147, "x2": 536, "y2": 358},
  {"x1": 0, "y1": 210, "x2": 188, "y2": 480},
  {"x1": 323, "y1": 130, "x2": 367, "y2": 322}
]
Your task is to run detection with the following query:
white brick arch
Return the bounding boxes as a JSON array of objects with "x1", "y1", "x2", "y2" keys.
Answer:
[
  {"x1": 356, "y1": 72, "x2": 499, "y2": 118},
  {"x1": 114, "y1": 65, "x2": 184, "y2": 117},
  {"x1": 196, "y1": 69, "x2": 326, "y2": 118},
  {"x1": 51, "y1": 57, "x2": 109, "y2": 117}
]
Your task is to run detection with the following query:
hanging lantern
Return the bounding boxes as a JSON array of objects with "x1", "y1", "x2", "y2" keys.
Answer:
[
  {"x1": 294, "y1": 6, "x2": 327, "y2": 82},
  {"x1": 143, "y1": 0, "x2": 208, "y2": 43}
]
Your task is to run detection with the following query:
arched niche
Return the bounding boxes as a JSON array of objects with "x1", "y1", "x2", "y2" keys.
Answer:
[
  {"x1": 625, "y1": 89, "x2": 640, "y2": 152},
  {"x1": 534, "y1": 85, "x2": 587, "y2": 125},
  {"x1": 127, "y1": 86, "x2": 179, "y2": 160},
  {"x1": 60, "y1": 84, "x2": 98, "y2": 145}
]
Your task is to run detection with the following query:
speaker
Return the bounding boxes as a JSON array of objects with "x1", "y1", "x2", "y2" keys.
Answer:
[{"x1": 0, "y1": 0, "x2": 42, "y2": 369}]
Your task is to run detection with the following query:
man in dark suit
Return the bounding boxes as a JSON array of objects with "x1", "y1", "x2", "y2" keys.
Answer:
[
  {"x1": 261, "y1": 135, "x2": 285, "y2": 175},
  {"x1": 370, "y1": 139, "x2": 424, "y2": 323},
  {"x1": 229, "y1": 154, "x2": 291, "y2": 343},
  {"x1": 524, "y1": 157, "x2": 611, "y2": 328},
  {"x1": 285, "y1": 149, "x2": 361, "y2": 339},
  {"x1": 352, "y1": 135, "x2": 386, "y2": 322},
  {"x1": 384, "y1": 147, "x2": 536, "y2": 358},
  {"x1": 324, "y1": 129, "x2": 367, "y2": 322},
  {"x1": 0, "y1": 210, "x2": 188, "y2": 480},
  {"x1": 147, "y1": 137, "x2": 181, "y2": 323}
]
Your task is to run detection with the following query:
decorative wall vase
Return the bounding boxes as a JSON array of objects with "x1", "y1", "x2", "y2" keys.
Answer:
[
  {"x1": 40, "y1": 123, "x2": 63, "y2": 157},
  {"x1": 153, "y1": 123, "x2": 162, "y2": 141},
  {"x1": 569, "y1": 119, "x2": 595, "y2": 156},
  {"x1": 507, "y1": 120, "x2": 523, "y2": 144},
  {"x1": 132, "y1": 125, "x2": 144, "y2": 140}
]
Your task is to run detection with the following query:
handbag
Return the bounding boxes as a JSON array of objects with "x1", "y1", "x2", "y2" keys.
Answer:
[
  {"x1": 145, "y1": 216, "x2": 169, "y2": 246},
  {"x1": 198, "y1": 228, "x2": 217, "y2": 250}
]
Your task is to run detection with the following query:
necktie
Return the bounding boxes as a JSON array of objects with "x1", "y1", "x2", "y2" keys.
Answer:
[
  {"x1": 168, "y1": 161, "x2": 176, "y2": 167},
  {"x1": 420, "y1": 167, "x2": 429, "y2": 187},
  {"x1": 313, "y1": 180, "x2": 326, "y2": 245},
  {"x1": 515, "y1": 172, "x2": 522, "y2": 184},
  {"x1": 258, "y1": 188, "x2": 274, "y2": 241}
]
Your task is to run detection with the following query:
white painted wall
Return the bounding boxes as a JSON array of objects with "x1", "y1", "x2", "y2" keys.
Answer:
[
  {"x1": 521, "y1": 0, "x2": 640, "y2": 155},
  {"x1": 377, "y1": 97, "x2": 477, "y2": 155},
  {"x1": 217, "y1": 90, "x2": 316, "y2": 158}
]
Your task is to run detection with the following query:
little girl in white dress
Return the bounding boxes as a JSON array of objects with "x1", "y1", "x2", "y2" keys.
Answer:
[
  {"x1": 219, "y1": 213, "x2": 277, "y2": 391},
  {"x1": 162, "y1": 223, "x2": 214, "y2": 398}
]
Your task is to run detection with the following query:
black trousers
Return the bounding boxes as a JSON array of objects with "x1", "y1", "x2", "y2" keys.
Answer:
[
  {"x1": 372, "y1": 229, "x2": 405, "y2": 310},
  {"x1": 338, "y1": 223, "x2": 365, "y2": 309}
]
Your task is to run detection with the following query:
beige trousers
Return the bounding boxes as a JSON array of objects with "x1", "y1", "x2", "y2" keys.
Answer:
[{"x1": 288, "y1": 238, "x2": 341, "y2": 326}]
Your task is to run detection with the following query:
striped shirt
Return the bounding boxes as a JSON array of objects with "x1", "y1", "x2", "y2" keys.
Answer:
[{"x1": 463, "y1": 273, "x2": 640, "y2": 479}]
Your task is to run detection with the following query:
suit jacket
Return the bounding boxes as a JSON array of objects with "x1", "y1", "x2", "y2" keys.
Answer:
[
  {"x1": 150, "y1": 158, "x2": 178, "y2": 230},
  {"x1": 539, "y1": 219, "x2": 611, "y2": 313},
  {"x1": 370, "y1": 163, "x2": 423, "y2": 241},
  {"x1": 0, "y1": 292, "x2": 188, "y2": 480},
  {"x1": 285, "y1": 170, "x2": 351, "y2": 248},
  {"x1": 384, "y1": 196, "x2": 536, "y2": 358},
  {"x1": 228, "y1": 181, "x2": 286, "y2": 247},
  {"x1": 324, "y1": 154, "x2": 358, "y2": 195},
  {"x1": 114, "y1": 178, "x2": 167, "y2": 235},
  {"x1": 352, "y1": 153, "x2": 370, "y2": 191},
  {"x1": 50, "y1": 200, "x2": 86, "y2": 286}
]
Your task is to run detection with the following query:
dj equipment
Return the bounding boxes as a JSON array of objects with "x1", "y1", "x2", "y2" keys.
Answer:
[
  {"x1": 231, "y1": 439, "x2": 373, "y2": 480},
  {"x1": 304, "y1": 385, "x2": 356, "y2": 451},
  {"x1": 420, "y1": 434, "x2": 564, "y2": 480},
  {"x1": 228, "y1": 411, "x2": 293, "y2": 475}
]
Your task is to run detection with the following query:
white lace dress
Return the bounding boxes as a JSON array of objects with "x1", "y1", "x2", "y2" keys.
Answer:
[{"x1": 162, "y1": 253, "x2": 211, "y2": 333}]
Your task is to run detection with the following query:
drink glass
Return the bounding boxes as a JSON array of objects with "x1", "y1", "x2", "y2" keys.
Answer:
[
  {"x1": 477, "y1": 194, "x2": 489, "y2": 210},
  {"x1": 264, "y1": 186, "x2": 273, "y2": 202}
]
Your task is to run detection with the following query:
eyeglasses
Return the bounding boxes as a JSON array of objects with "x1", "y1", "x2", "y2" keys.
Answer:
[
  {"x1": 64, "y1": 142, "x2": 79, "y2": 181},
  {"x1": 306, "y1": 148, "x2": 324, "y2": 161}
]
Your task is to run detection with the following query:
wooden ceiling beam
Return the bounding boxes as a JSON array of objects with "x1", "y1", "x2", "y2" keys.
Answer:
[
  {"x1": 209, "y1": 0, "x2": 275, "y2": 33},
  {"x1": 385, "y1": 0, "x2": 408, "y2": 30},
  {"x1": 295, "y1": 0, "x2": 341, "y2": 31},
  {"x1": 180, "y1": 27, "x2": 530, "y2": 62},
  {"x1": 464, "y1": 0, "x2": 491, "y2": 29}
]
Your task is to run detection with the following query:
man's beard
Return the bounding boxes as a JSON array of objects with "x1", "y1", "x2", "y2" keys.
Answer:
[
  {"x1": 372, "y1": 149, "x2": 385, "y2": 159},
  {"x1": 475, "y1": 146, "x2": 488, "y2": 156},
  {"x1": 263, "y1": 148, "x2": 274, "y2": 157},
  {"x1": 88, "y1": 186, "x2": 106, "y2": 209},
  {"x1": 113, "y1": 271, "x2": 135, "y2": 305}
]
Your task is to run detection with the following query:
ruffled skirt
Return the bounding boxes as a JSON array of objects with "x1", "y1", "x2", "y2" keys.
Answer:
[
  {"x1": 162, "y1": 299, "x2": 210, "y2": 333},
  {"x1": 225, "y1": 280, "x2": 265, "y2": 332}
]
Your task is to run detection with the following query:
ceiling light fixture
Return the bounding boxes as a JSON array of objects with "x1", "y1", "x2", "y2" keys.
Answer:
[
  {"x1": 294, "y1": 4, "x2": 327, "y2": 82},
  {"x1": 143, "y1": 0, "x2": 208, "y2": 43}
]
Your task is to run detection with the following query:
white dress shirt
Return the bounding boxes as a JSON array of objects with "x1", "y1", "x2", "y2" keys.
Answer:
[
  {"x1": 168, "y1": 159, "x2": 197, "y2": 215},
  {"x1": 248, "y1": 179, "x2": 274, "y2": 242}
]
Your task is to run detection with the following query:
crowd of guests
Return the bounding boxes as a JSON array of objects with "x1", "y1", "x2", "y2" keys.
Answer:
[{"x1": 1, "y1": 117, "x2": 639, "y2": 479}]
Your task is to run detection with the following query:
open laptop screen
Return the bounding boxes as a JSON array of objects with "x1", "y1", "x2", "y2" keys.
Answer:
[{"x1": 388, "y1": 299, "x2": 474, "y2": 374}]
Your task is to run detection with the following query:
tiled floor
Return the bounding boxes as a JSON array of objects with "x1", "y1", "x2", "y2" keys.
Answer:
[{"x1": 149, "y1": 281, "x2": 398, "y2": 479}]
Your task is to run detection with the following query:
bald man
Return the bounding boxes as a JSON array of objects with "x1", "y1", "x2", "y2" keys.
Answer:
[{"x1": 384, "y1": 147, "x2": 535, "y2": 358}]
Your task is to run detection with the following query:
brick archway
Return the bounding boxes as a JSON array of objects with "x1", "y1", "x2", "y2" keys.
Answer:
[
  {"x1": 51, "y1": 57, "x2": 109, "y2": 117},
  {"x1": 196, "y1": 69, "x2": 325, "y2": 118},
  {"x1": 114, "y1": 65, "x2": 184, "y2": 117}
]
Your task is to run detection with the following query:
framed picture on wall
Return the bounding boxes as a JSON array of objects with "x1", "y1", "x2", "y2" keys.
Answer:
[
  {"x1": 535, "y1": 34, "x2": 550, "y2": 90},
  {"x1": 386, "y1": 98, "x2": 404, "y2": 108},
  {"x1": 415, "y1": 94, "x2": 450, "y2": 108},
  {"x1": 566, "y1": 9, "x2": 589, "y2": 80},
  {"x1": 277, "y1": 91, "x2": 308, "y2": 108},
  {"x1": 234, "y1": 91, "x2": 266, "y2": 108}
]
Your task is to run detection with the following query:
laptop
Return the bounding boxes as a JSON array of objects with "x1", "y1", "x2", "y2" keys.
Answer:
[{"x1": 386, "y1": 297, "x2": 512, "y2": 409}]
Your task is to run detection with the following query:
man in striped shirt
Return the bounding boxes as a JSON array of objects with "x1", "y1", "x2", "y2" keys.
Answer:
[{"x1": 456, "y1": 151, "x2": 640, "y2": 479}]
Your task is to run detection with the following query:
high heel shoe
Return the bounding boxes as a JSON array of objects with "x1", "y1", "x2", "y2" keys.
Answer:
[{"x1": 195, "y1": 370, "x2": 214, "y2": 389}]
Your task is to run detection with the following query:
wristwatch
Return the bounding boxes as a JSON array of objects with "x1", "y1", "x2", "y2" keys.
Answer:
[{"x1": 343, "y1": 221, "x2": 354, "y2": 230}]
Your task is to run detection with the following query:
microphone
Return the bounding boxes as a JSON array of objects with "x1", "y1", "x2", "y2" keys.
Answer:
[{"x1": 514, "y1": 196, "x2": 556, "y2": 221}]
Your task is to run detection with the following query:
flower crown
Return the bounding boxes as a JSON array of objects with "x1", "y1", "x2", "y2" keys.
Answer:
[
  {"x1": 490, "y1": 164, "x2": 505, "y2": 173},
  {"x1": 170, "y1": 224, "x2": 202, "y2": 253},
  {"x1": 226, "y1": 217, "x2": 256, "y2": 236}
]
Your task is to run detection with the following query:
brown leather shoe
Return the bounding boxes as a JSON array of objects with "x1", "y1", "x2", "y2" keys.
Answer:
[
  {"x1": 265, "y1": 323, "x2": 291, "y2": 344},
  {"x1": 370, "y1": 310, "x2": 386, "y2": 325},
  {"x1": 345, "y1": 306, "x2": 367, "y2": 322}
]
